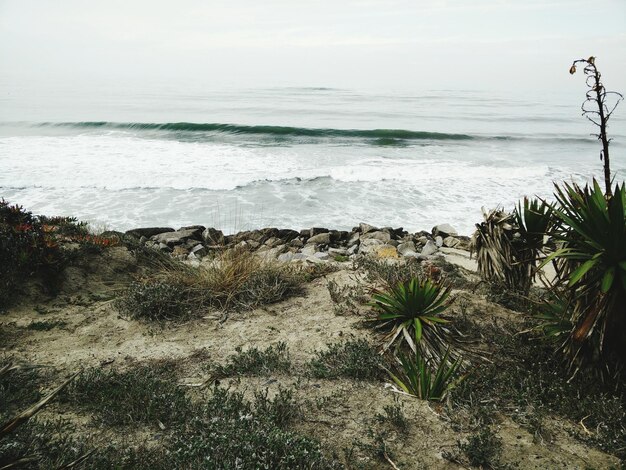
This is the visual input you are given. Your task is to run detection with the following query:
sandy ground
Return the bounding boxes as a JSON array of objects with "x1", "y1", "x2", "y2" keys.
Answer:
[{"x1": 1, "y1": 246, "x2": 620, "y2": 469}]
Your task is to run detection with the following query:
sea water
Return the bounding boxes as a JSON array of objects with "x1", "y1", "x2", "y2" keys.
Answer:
[{"x1": 1, "y1": 85, "x2": 624, "y2": 235}]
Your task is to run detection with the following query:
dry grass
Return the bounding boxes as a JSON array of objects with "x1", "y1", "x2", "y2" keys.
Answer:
[{"x1": 117, "y1": 247, "x2": 306, "y2": 320}]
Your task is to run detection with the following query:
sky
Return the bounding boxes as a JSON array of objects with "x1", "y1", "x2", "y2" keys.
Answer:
[{"x1": 0, "y1": 0, "x2": 625, "y2": 93}]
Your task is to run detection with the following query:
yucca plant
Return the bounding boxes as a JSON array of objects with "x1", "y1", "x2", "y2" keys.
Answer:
[
  {"x1": 388, "y1": 348, "x2": 463, "y2": 401},
  {"x1": 371, "y1": 277, "x2": 451, "y2": 362},
  {"x1": 542, "y1": 180, "x2": 626, "y2": 370},
  {"x1": 472, "y1": 199, "x2": 552, "y2": 297}
]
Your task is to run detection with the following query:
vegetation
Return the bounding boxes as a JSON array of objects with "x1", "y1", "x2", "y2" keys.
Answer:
[
  {"x1": 371, "y1": 277, "x2": 451, "y2": 360},
  {"x1": 0, "y1": 201, "x2": 67, "y2": 307},
  {"x1": 388, "y1": 348, "x2": 462, "y2": 401},
  {"x1": 61, "y1": 363, "x2": 190, "y2": 426},
  {"x1": 215, "y1": 342, "x2": 292, "y2": 377},
  {"x1": 459, "y1": 427, "x2": 503, "y2": 469},
  {"x1": 569, "y1": 56, "x2": 623, "y2": 196},
  {"x1": 117, "y1": 247, "x2": 305, "y2": 320},
  {"x1": 544, "y1": 180, "x2": 626, "y2": 371},
  {"x1": 308, "y1": 339, "x2": 383, "y2": 380}
]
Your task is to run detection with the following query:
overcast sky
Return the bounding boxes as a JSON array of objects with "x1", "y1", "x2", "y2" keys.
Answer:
[{"x1": 0, "y1": 0, "x2": 624, "y2": 93}]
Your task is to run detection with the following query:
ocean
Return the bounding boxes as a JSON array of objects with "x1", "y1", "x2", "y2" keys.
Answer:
[{"x1": 1, "y1": 86, "x2": 624, "y2": 235}]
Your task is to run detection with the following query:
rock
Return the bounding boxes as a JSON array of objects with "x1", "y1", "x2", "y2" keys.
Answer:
[
  {"x1": 158, "y1": 243, "x2": 172, "y2": 252},
  {"x1": 376, "y1": 245, "x2": 400, "y2": 259},
  {"x1": 190, "y1": 244, "x2": 208, "y2": 258},
  {"x1": 180, "y1": 225, "x2": 206, "y2": 232},
  {"x1": 347, "y1": 232, "x2": 360, "y2": 247},
  {"x1": 300, "y1": 244, "x2": 319, "y2": 256},
  {"x1": 361, "y1": 231, "x2": 391, "y2": 243},
  {"x1": 258, "y1": 245, "x2": 286, "y2": 261},
  {"x1": 443, "y1": 236, "x2": 461, "y2": 248},
  {"x1": 397, "y1": 241, "x2": 417, "y2": 256},
  {"x1": 310, "y1": 227, "x2": 329, "y2": 237},
  {"x1": 435, "y1": 235, "x2": 444, "y2": 248},
  {"x1": 184, "y1": 239, "x2": 202, "y2": 249},
  {"x1": 307, "y1": 232, "x2": 331, "y2": 245},
  {"x1": 390, "y1": 227, "x2": 406, "y2": 239},
  {"x1": 125, "y1": 227, "x2": 174, "y2": 239},
  {"x1": 359, "y1": 223, "x2": 378, "y2": 234},
  {"x1": 139, "y1": 236, "x2": 147, "y2": 244},
  {"x1": 358, "y1": 238, "x2": 385, "y2": 254},
  {"x1": 151, "y1": 228, "x2": 203, "y2": 246},
  {"x1": 421, "y1": 240, "x2": 438, "y2": 256},
  {"x1": 432, "y1": 223, "x2": 458, "y2": 238},
  {"x1": 202, "y1": 227, "x2": 225, "y2": 245},
  {"x1": 313, "y1": 252, "x2": 330, "y2": 261},
  {"x1": 172, "y1": 246, "x2": 189, "y2": 259},
  {"x1": 347, "y1": 244, "x2": 359, "y2": 255},
  {"x1": 288, "y1": 238, "x2": 304, "y2": 248},
  {"x1": 277, "y1": 252, "x2": 295, "y2": 263},
  {"x1": 417, "y1": 236, "x2": 429, "y2": 245},
  {"x1": 247, "y1": 240, "x2": 261, "y2": 249},
  {"x1": 277, "y1": 229, "x2": 300, "y2": 242},
  {"x1": 328, "y1": 247, "x2": 347, "y2": 256},
  {"x1": 264, "y1": 237, "x2": 283, "y2": 248}
]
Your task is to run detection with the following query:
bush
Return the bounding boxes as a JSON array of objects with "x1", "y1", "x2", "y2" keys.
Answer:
[
  {"x1": 0, "y1": 201, "x2": 67, "y2": 306},
  {"x1": 544, "y1": 180, "x2": 626, "y2": 371},
  {"x1": 61, "y1": 363, "x2": 190, "y2": 426},
  {"x1": 117, "y1": 248, "x2": 305, "y2": 320},
  {"x1": 215, "y1": 342, "x2": 292, "y2": 377},
  {"x1": 371, "y1": 277, "x2": 452, "y2": 361},
  {"x1": 308, "y1": 339, "x2": 383, "y2": 380}
]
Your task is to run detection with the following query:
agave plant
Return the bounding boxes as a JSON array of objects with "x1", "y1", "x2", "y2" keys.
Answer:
[
  {"x1": 371, "y1": 277, "x2": 451, "y2": 361},
  {"x1": 543, "y1": 180, "x2": 626, "y2": 370},
  {"x1": 472, "y1": 199, "x2": 552, "y2": 296},
  {"x1": 388, "y1": 348, "x2": 463, "y2": 401}
]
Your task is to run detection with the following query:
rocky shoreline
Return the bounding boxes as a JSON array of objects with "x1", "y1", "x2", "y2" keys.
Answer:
[{"x1": 121, "y1": 222, "x2": 471, "y2": 264}]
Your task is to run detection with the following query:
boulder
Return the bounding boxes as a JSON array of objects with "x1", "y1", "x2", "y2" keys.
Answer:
[
  {"x1": 358, "y1": 238, "x2": 385, "y2": 255},
  {"x1": 359, "y1": 223, "x2": 378, "y2": 234},
  {"x1": 307, "y1": 232, "x2": 331, "y2": 245},
  {"x1": 443, "y1": 236, "x2": 461, "y2": 248},
  {"x1": 435, "y1": 235, "x2": 444, "y2": 248},
  {"x1": 432, "y1": 224, "x2": 458, "y2": 238},
  {"x1": 310, "y1": 227, "x2": 329, "y2": 237},
  {"x1": 180, "y1": 225, "x2": 206, "y2": 232},
  {"x1": 288, "y1": 238, "x2": 304, "y2": 248},
  {"x1": 313, "y1": 252, "x2": 330, "y2": 261},
  {"x1": 258, "y1": 245, "x2": 286, "y2": 261},
  {"x1": 190, "y1": 243, "x2": 208, "y2": 258},
  {"x1": 361, "y1": 231, "x2": 391, "y2": 243},
  {"x1": 277, "y1": 252, "x2": 295, "y2": 263},
  {"x1": 347, "y1": 232, "x2": 360, "y2": 247},
  {"x1": 421, "y1": 240, "x2": 438, "y2": 257},
  {"x1": 328, "y1": 247, "x2": 348, "y2": 256},
  {"x1": 397, "y1": 241, "x2": 417, "y2": 257},
  {"x1": 151, "y1": 228, "x2": 203, "y2": 246},
  {"x1": 264, "y1": 236, "x2": 283, "y2": 248},
  {"x1": 277, "y1": 229, "x2": 300, "y2": 242},
  {"x1": 125, "y1": 227, "x2": 174, "y2": 239},
  {"x1": 300, "y1": 244, "x2": 319, "y2": 256},
  {"x1": 202, "y1": 227, "x2": 225, "y2": 245},
  {"x1": 347, "y1": 244, "x2": 359, "y2": 255}
]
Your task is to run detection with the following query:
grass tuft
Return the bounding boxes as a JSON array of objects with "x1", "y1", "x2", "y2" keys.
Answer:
[
  {"x1": 215, "y1": 342, "x2": 292, "y2": 377},
  {"x1": 308, "y1": 339, "x2": 383, "y2": 380}
]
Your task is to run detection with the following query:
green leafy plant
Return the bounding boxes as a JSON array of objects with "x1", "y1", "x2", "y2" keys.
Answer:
[
  {"x1": 388, "y1": 348, "x2": 463, "y2": 401},
  {"x1": 371, "y1": 277, "x2": 451, "y2": 360},
  {"x1": 542, "y1": 180, "x2": 626, "y2": 370},
  {"x1": 472, "y1": 198, "x2": 551, "y2": 297},
  {"x1": 215, "y1": 342, "x2": 292, "y2": 377},
  {"x1": 308, "y1": 339, "x2": 383, "y2": 380}
]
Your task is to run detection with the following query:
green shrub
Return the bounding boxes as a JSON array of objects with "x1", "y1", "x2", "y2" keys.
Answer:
[
  {"x1": 460, "y1": 427, "x2": 503, "y2": 468},
  {"x1": 215, "y1": 342, "x2": 292, "y2": 377},
  {"x1": 308, "y1": 339, "x2": 383, "y2": 380},
  {"x1": 544, "y1": 180, "x2": 626, "y2": 370},
  {"x1": 371, "y1": 277, "x2": 451, "y2": 360},
  {"x1": 116, "y1": 280, "x2": 192, "y2": 321},
  {"x1": 61, "y1": 363, "x2": 190, "y2": 426},
  {"x1": 388, "y1": 348, "x2": 463, "y2": 401},
  {"x1": 0, "y1": 201, "x2": 67, "y2": 307}
]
